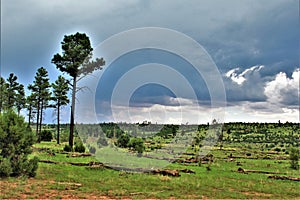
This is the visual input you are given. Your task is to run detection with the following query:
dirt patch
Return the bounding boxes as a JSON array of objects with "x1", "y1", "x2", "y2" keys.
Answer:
[
  {"x1": 159, "y1": 175, "x2": 172, "y2": 181},
  {"x1": 229, "y1": 188, "x2": 272, "y2": 198},
  {"x1": 0, "y1": 178, "x2": 122, "y2": 200},
  {"x1": 241, "y1": 191, "x2": 272, "y2": 197}
]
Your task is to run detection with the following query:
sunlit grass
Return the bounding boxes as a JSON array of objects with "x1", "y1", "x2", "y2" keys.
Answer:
[{"x1": 1, "y1": 140, "x2": 300, "y2": 199}]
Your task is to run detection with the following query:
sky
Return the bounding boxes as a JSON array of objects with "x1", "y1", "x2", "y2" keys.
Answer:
[{"x1": 1, "y1": 0, "x2": 299, "y2": 124}]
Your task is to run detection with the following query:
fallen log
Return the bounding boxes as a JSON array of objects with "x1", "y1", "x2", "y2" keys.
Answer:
[
  {"x1": 237, "y1": 167, "x2": 245, "y2": 173},
  {"x1": 39, "y1": 160, "x2": 195, "y2": 177},
  {"x1": 182, "y1": 152, "x2": 196, "y2": 156},
  {"x1": 68, "y1": 162, "x2": 90, "y2": 166},
  {"x1": 86, "y1": 165, "x2": 105, "y2": 170},
  {"x1": 152, "y1": 169, "x2": 180, "y2": 177},
  {"x1": 68, "y1": 161, "x2": 107, "y2": 167},
  {"x1": 67, "y1": 153, "x2": 92, "y2": 157},
  {"x1": 39, "y1": 160, "x2": 103, "y2": 167},
  {"x1": 268, "y1": 175, "x2": 300, "y2": 181},
  {"x1": 179, "y1": 168, "x2": 195, "y2": 174},
  {"x1": 175, "y1": 154, "x2": 213, "y2": 164},
  {"x1": 237, "y1": 167, "x2": 284, "y2": 174},
  {"x1": 57, "y1": 182, "x2": 82, "y2": 187},
  {"x1": 245, "y1": 170, "x2": 282, "y2": 174},
  {"x1": 39, "y1": 160, "x2": 60, "y2": 164}
]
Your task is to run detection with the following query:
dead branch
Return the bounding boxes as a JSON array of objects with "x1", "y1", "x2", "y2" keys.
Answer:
[{"x1": 268, "y1": 175, "x2": 300, "y2": 181}]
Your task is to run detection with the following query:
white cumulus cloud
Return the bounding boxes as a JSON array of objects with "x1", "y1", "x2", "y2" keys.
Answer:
[
  {"x1": 225, "y1": 65, "x2": 264, "y2": 85},
  {"x1": 264, "y1": 68, "x2": 299, "y2": 106}
]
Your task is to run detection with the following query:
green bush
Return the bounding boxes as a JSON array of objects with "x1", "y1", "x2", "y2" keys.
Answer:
[
  {"x1": 63, "y1": 144, "x2": 73, "y2": 152},
  {"x1": 0, "y1": 158, "x2": 12, "y2": 177},
  {"x1": 289, "y1": 147, "x2": 299, "y2": 170},
  {"x1": 128, "y1": 137, "x2": 145, "y2": 154},
  {"x1": 0, "y1": 111, "x2": 39, "y2": 177},
  {"x1": 74, "y1": 141, "x2": 85, "y2": 153},
  {"x1": 26, "y1": 156, "x2": 39, "y2": 177},
  {"x1": 116, "y1": 133, "x2": 130, "y2": 148},
  {"x1": 40, "y1": 130, "x2": 52, "y2": 141}
]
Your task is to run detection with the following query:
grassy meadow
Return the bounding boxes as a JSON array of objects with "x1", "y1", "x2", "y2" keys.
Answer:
[{"x1": 0, "y1": 123, "x2": 299, "y2": 199}]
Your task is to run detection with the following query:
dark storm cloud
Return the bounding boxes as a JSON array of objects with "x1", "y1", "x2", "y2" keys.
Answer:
[
  {"x1": 1, "y1": 0, "x2": 299, "y2": 123},
  {"x1": 223, "y1": 66, "x2": 268, "y2": 102},
  {"x1": 224, "y1": 66, "x2": 299, "y2": 111},
  {"x1": 204, "y1": 1, "x2": 299, "y2": 75}
]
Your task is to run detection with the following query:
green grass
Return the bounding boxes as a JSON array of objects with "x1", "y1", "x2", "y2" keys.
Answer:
[
  {"x1": 4, "y1": 160, "x2": 298, "y2": 199},
  {"x1": 94, "y1": 146, "x2": 170, "y2": 169},
  {"x1": 1, "y1": 141, "x2": 300, "y2": 199}
]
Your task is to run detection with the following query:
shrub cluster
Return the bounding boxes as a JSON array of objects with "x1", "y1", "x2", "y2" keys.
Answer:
[
  {"x1": 0, "y1": 111, "x2": 39, "y2": 177},
  {"x1": 40, "y1": 130, "x2": 53, "y2": 141},
  {"x1": 116, "y1": 134, "x2": 145, "y2": 154},
  {"x1": 74, "y1": 141, "x2": 85, "y2": 153},
  {"x1": 63, "y1": 140, "x2": 86, "y2": 153},
  {"x1": 63, "y1": 144, "x2": 72, "y2": 152}
]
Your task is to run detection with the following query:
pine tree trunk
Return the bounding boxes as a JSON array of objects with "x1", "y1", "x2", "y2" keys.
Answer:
[
  {"x1": 69, "y1": 77, "x2": 76, "y2": 148},
  {"x1": 28, "y1": 106, "x2": 32, "y2": 126},
  {"x1": 39, "y1": 100, "x2": 44, "y2": 143},
  {"x1": 57, "y1": 101, "x2": 60, "y2": 144},
  {"x1": 36, "y1": 98, "x2": 40, "y2": 141}
]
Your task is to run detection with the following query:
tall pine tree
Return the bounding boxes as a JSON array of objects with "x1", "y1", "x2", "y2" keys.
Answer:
[
  {"x1": 5, "y1": 73, "x2": 20, "y2": 110},
  {"x1": 52, "y1": 75, "x2": 69, "y2": 144},
  {"x1": 26, "y1": 93, "x2": 37, "y2": 127},
  {"x1": 28, "y1": 67, "x2": 51, "y2": 142},
  {"x1": 15, "y1": 84, "x2": 26, "y2": 116},
  {"x1": 52, "y1": 32, "x2": 105, "y2": 147}
]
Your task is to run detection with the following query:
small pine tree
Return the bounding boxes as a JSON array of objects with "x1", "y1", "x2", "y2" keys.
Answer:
[
  {"x1": 128, "y1": 137, "x2": 145, "y2": 154},
  {"x1": 5, "y1": 73, "x2": 20, "y2": 109},
  {"x1": 52, "y1": 75, "x2": 69, "y2": 144},
  {"x1": 63, "y1": 144, "x2": 73, "y2": 152},
  {"x1": 116, "y1": 133, "x2": 130, "y2": 148},
  {"x1": 40, "y1": 130, "x2": 53, "y2": 142},
  {"x1": 74, "y1": 141, "x2": 85, "y2": 153},
  {"x1": 0, "y1": 111, "x2": 39, "y2": 177},
  {"x1": 289, "y1": 147, "x2": 299, "y2": 170}
]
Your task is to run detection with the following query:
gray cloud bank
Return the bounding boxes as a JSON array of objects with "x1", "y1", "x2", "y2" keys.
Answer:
[{"x1": 1, "y1": 0, "x2": 299, "y2": 123}]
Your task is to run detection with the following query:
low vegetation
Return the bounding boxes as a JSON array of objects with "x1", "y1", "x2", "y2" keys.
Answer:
[
  {"x1": 0, "y1": 111, "x2": 38, "y2": 177},
  {"x1": 290, "y1": 147, "x2": 299, "y2": 170},
  {"x1": 0, "y1": 121, "x2": 299, "y2": 199}
]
